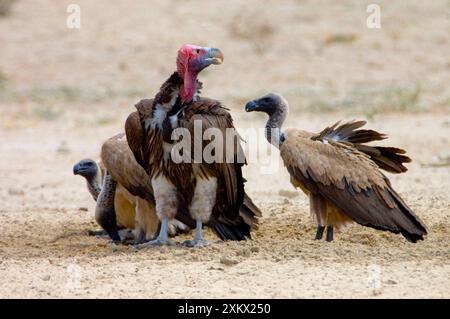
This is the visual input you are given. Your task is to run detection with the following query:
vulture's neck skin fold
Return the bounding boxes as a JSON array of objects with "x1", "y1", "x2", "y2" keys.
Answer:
[
  {"x1": 86, "y1": 174, "x2": 102, "y2": 201},
  {"x1": 181, "y1": 71, "x2": 199, "y2": 103},
  {"x1": 265, "y1": 103, "x2": 288, "y2": 148}
]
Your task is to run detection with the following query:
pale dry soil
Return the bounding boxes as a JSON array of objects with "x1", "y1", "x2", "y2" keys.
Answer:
[
  {"x1": 0, "y1": 109, "x2": 449, "y2": 298},
  {"x1": 0, "y1": 0, "x2": 449, "y2": 298}
]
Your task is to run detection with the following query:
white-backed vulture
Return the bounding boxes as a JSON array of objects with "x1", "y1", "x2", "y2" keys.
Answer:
[
  {"x1": 125, "y1": 44, "x2": 261, "y2": 247},
  {"x1": 245, "y1": 93, "x2": 427, "y2": 242}
]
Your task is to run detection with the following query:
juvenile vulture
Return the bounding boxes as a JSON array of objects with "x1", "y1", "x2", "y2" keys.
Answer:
[
  {"x1": 126, "y1": 44, "x2": 261, "y2": 247},
  {"x1": 74, "y1": 132, "x2": 258, "y2": 243},
  {"x1": 245, "y1": 93, "x2": 427, "y2": 242}
]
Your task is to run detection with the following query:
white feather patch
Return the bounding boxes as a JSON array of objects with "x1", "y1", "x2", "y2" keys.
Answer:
[
  {"x1": 151, "y1": 175, "x2": 178, "y2": 220},
  {"x1": 148, "y1": 88, "x2": 180, "y2": 129},
  {"x1": 189, "y1": 176, "x2": 217, "y2": 222},
  {"x1": 169, "y1": 114, "x2": 178, "y2": 128},
  {"x1": 151, "y1": 107, "x2": 167, "y2": 128}
]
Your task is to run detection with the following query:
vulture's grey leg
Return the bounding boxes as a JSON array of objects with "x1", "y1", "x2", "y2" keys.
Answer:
[
  {"x1": 184, "y1": 220, "x2": 208, "y2": 248},
  {"x1": 315, "y1": 226, "x2": 325, "y2": 240},
  {"x1": 95, "y1": 173, "x2": 121, "y2": 242},
  {"x1": 326, "y1": 226, "x2": 334, "y2": 242},
  {"x1": 135, "y1": 175, "x2": 177, "y2": 248},
  {"x1": 136, "y1": 217, "x2": 173, "y2": 248},
  {"x1": 183, "y1": 176, "x2": 217, "y2": 248}
]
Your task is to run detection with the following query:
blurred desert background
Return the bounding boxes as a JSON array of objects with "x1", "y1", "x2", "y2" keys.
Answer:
[{"x1": 0, "y1": 0, "x2": 449, "y2": 298}]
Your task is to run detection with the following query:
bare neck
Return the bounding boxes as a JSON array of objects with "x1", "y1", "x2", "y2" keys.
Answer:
[
  {"x1": 180, "y1": 71, "x2": 199, "y2": 103},
  {"x1": 265, "y1": 102, "x2": 288, "y2": 148},
  {"x1": 86, "y1": 173, "x2": 102, "y2": 201}
]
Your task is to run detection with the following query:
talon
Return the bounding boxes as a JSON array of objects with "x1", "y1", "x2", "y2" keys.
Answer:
[
  {"x1": 183, "y1": 239, "x2": 209, "y2": 248},
  {"x1": 182, "y1": 220, "x2": 209, "y2": 248},
  {"x1": 134, "y1": 217, "x2": 174, "y2": 249},
  {"x1": 134, "y1": 238, "x2": 175, "y2": 250}
]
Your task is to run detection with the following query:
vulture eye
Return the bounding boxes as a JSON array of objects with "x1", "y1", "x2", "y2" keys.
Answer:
[{"x1": 193, "y1": 49, "x2": 201, "y2": 55}]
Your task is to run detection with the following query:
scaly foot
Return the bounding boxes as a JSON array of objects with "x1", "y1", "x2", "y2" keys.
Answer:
[
  {"x1": 183, "y1": 238, "x2": 209, "y2": 248},
  {"x1": 135, "y1": 237, "x2": 175, "y2": 249}
]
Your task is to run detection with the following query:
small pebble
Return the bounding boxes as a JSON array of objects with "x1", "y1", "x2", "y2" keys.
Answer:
[
  {"x1": 173, "y1": 250, "x2": 188, "y2": 257},
  {"x1": 8, "y1": 189, "x2": 24, "y2": 196},
  {"x1": 372, "y1": 288, "x2": 383, "y2": 296},
  {"x1": 250, "y1": 246, "x2": 260, "y2": 253},
  {"x1": 237, "y1": 249, "x2": 251, "y2": 257},
  {"x1": 220, "y1": 255, "x2": 239, "y2": 266}
]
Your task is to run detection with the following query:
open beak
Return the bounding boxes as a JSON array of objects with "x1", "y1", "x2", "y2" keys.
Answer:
[{"x1": 204, "y1": 47, "x2": 224, "y2": 65}]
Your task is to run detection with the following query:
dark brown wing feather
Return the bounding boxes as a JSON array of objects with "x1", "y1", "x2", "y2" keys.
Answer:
[
  {"x1": 314, "y1": 120, "x2": 411, "y2": 173},
  {"x1": 181, "y1": 98, "x2": 260, "y2": 238},
  {"x1": 354, "y1": 145, "x2": 411, "y2": 173},
  {"x1": 314, "y1": 120, "x2": 385, "y2": 143},
  {"x1": 125, "y1": 99, "x2": 153, "y2": 170}
]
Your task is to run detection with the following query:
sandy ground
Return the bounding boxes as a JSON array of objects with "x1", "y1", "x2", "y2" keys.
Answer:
[{"x1": 0, "y1": 1, "x2": 449, "y2": 298}]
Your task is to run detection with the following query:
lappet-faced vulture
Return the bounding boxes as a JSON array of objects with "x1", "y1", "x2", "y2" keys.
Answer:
[
  {"x1": 245, "y1": 93, "x2": 427, "y2": 242},
  {"x1": 125, "y1": 44, "x2": 261, "y2": 247}
]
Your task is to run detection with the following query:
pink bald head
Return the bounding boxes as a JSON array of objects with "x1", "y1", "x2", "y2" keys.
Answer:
[{"x1": 176, "y1": 44, "x2": 223, "y2": 103}]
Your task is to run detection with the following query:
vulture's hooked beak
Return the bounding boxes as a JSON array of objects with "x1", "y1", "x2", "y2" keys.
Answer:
[
  {"x1": 73, "y1": 160, "x2": 97, "y2": 176},
  {"x1": 73, "y1": 162, "x2": 85, "y2": 175},
  {"x1": 203, "y1": 47, "x2": 224, "y2": 65},
  {"x1": 245, "y1": 100, "x2": 258, "y2": 112}
]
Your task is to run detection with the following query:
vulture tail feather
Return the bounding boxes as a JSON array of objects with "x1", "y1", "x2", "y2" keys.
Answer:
[
  {"x1": 208, "y1": 192, "x2": 261, "y2": 241},
  {"x1": 315, "y1": 121, "x2": 412, "y2": 174},
  {"x1": 209, "y1": 219, "x2": 248, "y2": 241},
  {"x1": 355, "y1": 145, "x2": 411, "y2": 173},
  {"x1": 240, "y1": 192, "x2": 262, "y2": 230}
]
